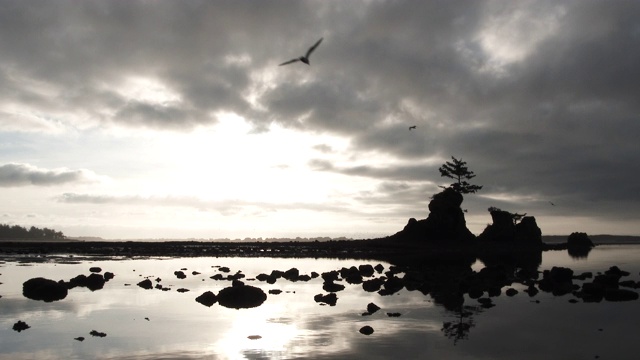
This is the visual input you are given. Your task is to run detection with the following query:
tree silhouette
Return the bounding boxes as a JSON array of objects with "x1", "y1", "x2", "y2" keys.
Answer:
[
  {"x1": 439, "y1": 156, "x2": 483, "y2": 194},
  {"x1": 441, "y1": 305, "x2": 481, "y2": 344},
  {"x1": 0, "y1": 224, "x2": 65, "y2": 240}
]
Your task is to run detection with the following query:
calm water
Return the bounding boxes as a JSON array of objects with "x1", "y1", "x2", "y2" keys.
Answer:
[{"x1": 1, "y1": 245, "x2": 640, "y2": 359}]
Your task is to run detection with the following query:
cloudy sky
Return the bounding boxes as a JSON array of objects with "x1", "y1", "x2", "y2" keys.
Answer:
[{"x1": 1, "y1": 0, "x2": 639, "y2": 239}]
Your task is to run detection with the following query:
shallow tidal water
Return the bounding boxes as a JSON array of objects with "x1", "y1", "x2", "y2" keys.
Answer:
[{"x1": 1, "y1": 245, "x2": 640, "y2": 360}]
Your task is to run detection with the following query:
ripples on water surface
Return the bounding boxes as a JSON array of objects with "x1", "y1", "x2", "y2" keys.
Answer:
[{"x1": 1, "y1": 245, "x2": 640, "y2": 359}]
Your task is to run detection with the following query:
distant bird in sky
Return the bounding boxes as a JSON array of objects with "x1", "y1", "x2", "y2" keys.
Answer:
[
  {"x1": 409, "y1": 125, "x2": 417, "y2": 130},
  {"x1": 279, "y1": 38, "x2": 323, "y2": 66},
  {"x1": 549, "y1": 201, "x2": 555, "y2": 206}
]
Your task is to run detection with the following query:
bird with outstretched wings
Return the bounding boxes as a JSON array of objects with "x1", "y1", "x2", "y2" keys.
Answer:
[
  {"x1": 409, "y1": 125, "x2": 417, "y2": 130},
  {"x1": 279, "y1": 38, "x2": 323, "y2": 66}
]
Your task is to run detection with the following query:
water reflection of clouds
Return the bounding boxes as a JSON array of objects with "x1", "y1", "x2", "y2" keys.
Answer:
[{"x1": 2, "y1": 251, "x2": 640, "y2": 359}]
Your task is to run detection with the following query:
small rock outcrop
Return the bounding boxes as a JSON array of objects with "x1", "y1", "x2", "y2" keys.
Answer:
[
  {"x1": 137, "y1": 279, "x2": 153, "y2": 290},
  {"x1": 23, "y1": 277, "x2": 68, "y2": 302},
  {"x1": 217, "y1": 284, "x2": 267, "y2": 309},
  {"x1": 195, "y1": 291, "x2": 218, "y2": 307},
  {"x1": 393, "y1": 188, "x2": 475, "y2": 243},
  {"x1": 478, "y1": 208, "x2": 542, "y2": 244}
]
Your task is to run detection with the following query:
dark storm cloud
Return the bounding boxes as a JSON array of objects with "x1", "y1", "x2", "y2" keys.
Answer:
[
  {"x1": 2, "y1": 1, "x2": 640, "y2": 226},
  {"x1": 309, "y1": 159, "x2": 439, "y2": 182},
  {"x1": 0, "y1": 163, "x2": 93, "y2": 187},
  {"x1": 0, "y1": 0, "x2": 317, "y2": 130}
]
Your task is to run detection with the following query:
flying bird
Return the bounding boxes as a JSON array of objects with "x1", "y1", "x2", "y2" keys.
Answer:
[
  {"x1": 549, "y1": 201, "x2": 555, "y2": 206},
  {"x1": 409, "y1": 125, "x2": 417, "y2": 130},
  {"x1": 279, "y1": 38, "x2": 323, "y2": 66}
]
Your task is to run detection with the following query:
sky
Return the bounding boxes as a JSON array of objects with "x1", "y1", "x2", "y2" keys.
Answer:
[{"x1": 1, "y1": 0, "x2": 640, "y2": 240}]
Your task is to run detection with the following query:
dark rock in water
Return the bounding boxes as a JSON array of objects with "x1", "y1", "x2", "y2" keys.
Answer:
[
  {"x1": 74, "y1": 337, "x2": 85, "y2": 342},
  {"x1": 387, "y1": 312, "x2": 402, "y2": 317},
  {"x1": 479, "y1": 208, "x2": 542, "y2": 244},
  {"x1": 137, "y1": 279, "x2": 153, "y2": 290},
  {"x1": 543, "y1": 266, "x2": 573, "y2": 283},
  {"x1": 283, "y1": 268, "x2": 300, "y2": 281},
  {"x1": 176, "y1": 288, "x2": 190, "y2": 293},
  {"x1": 604, "y1": 289, "x2": 639, "y2": 302},
  {"x1": 89, "y1": 267, "x2": 102, "y2": 273},
  {"x1": 394, "y1": 188, "x2": 475, "y2": 243},
  {"x1": 217, "y1": 285, "x2": 267, "y2": 309},
  {"x1": 192, "y1": 271, "x2": 201, "y2": 275},
  {"x1": 321, "y1": 270, "x2": 340, "y2": 282},
  {"x1": 268, "y1": 289, "x2": 282, "y2": 295},
  {"x1": 567, "y1": 232, "x2": 594, "y2": 248},
  {"x1": 323, "y1": 281, "x2": 345, "y2": 293},
  {"x1": 505, "y1": 288, "x2": 519, "y2": 297},
  {"x1": 232, "y1": 279, "x2": 245, "y2": 287},
  {"x1": 174, "y1": 271, "x2": 186, "y2": 279},
  {"x1": 366, "y1": 302, "x2": 381, "y2": 314},
  {"x1": 90, "y1": 330, "x2": 107, "y2": 337},
  {"x1": 12, "y1": 320, "x2": 30, "y2": 332},
  {"x1": 567, "y1": 232, "x2": 595, "y2": 258},
  {"x1": 515, "y1": 216, "x2": 542, "y2": 243},
  {"x1": 468, "y1": 287, "x2": 484, "y2": 299},
  {"x1": 478, "y1": 297, "x2": 495, "y2": 308},
  {"x1": 195, "y1": 291, "x2": 218, "y2": 307},
  {"x1": 344, "y1": 273, "x2": 363, "y2": 285},
  {"x1": 381, "y1": 276, "x2": 404, "y2": 295},
  {"x1": 362, "y1": 278, "x2": 384, "y2": 292},
  {"x1": 359, "y1": 325, "x2": 374, "y2": 335},
  {"x1": 619, "y1": 280, "x2": 638, "y2": 289},
  {"x1": 68, "y1": 274, "x2": 88, "y2": 289},
  {"x1": 210, "y1": 274, "x2": 225, "y2": 281},
  {"x1": 358, "y1": 264, "x2": 375, "y2": 277},
  {"x1": 605, "y1": 266, "x2": 630, "y2": 277},
  {"x1": 374, "y1": 264, "x2": 384, "y2": 273},
  {"x1": 310, "y1": 272, "x2": 320, "y2": 279},
  {"x1": 85, "y1": 273, "x2": 106, "y2": 291},
  {"x1": 23, "y1": 277, "x2": 68, "y2": 302},
  {"x1": 219, "y1": 267, "x2": 231, "y2": 273},
  {"x1": 103, "y1": 272, "x2": 115, "y2": 281},
  {"x1": 593, "y1": 274, "x2": 621, "y2": 288},
  {"x1": 314, "y1": 293, "x2": 337, "y2": 306},
  {"x1": 578, "y1": 282, "x2": 605, "y2": 303}
]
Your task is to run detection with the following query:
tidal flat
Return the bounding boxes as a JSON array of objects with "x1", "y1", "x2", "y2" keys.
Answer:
[{"x1": 1, "y1": 242, "x2": 640, "y2": 359}]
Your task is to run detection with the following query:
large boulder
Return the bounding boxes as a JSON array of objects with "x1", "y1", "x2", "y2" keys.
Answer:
[
  {"x1": 567, "y1": 232, "x2": 594, "y2": 248},
  {"x1": 515, "y1": 217, "x2": 542, "y2": 243},
  {"x1": 479, "y1": 210, "x2": 542, "y2": 244},
  {"x1": 478, "y1": 209, "x2": 515, "y2": 242},
  {"x1": 217, "y1": 284, "x2": 267, "y2": 309},
  {"x1": 23, "y1": 277, "x2": 68, "y2": 302},
  {"x1": 396, "y1": 188, "x2": 475, "y2": 242}
]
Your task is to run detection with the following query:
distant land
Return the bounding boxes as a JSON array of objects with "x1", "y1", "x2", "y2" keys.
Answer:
[
  {"x1": 541, "y1": 235, "x2": 640, "y2": 245},
  {"x1": 37, "y1": 234, "x2": 640, "y2": 244}
]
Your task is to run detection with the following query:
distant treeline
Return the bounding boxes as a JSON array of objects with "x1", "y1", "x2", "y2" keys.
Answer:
[{"x1": 0, "y1": 224, "x2": 65, "y2": 240}]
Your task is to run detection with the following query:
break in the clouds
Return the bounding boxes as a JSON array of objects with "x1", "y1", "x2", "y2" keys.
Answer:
[
  {"x1": 1, "y1": 0, "x2": 640, "y2": 237},
  {"x1": 0, "y1": 163, "x2": 98, "y2": 187}
]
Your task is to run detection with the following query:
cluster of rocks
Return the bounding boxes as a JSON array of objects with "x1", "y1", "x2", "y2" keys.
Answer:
[
  {"x1": 538, "y1": 265, "x2": 640, "y2": 302},
  {"x1": 22, "y1": 268, "x2": 114, "y2": 302},
  {"x1": 388, "y1": 188, "x2": 545, "y2": 246},
  {"x1": 477, "y1": 209, "x2": 542, "y2": 244}
]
